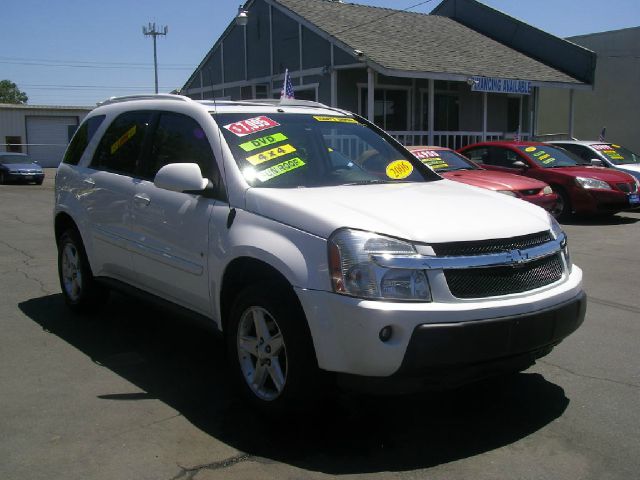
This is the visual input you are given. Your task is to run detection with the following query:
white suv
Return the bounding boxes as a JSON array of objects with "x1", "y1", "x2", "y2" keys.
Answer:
[{"x1": 55, "y1": 95, "x2": 586, "y2": 411}]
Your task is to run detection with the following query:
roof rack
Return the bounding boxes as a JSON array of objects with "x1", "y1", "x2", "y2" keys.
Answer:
[
  {"x1": 97, "y1": 93, "x2": 192, "y2": 106},
  {"x1": 198, "y1": 98, "x2": 330, "y2": 109}
]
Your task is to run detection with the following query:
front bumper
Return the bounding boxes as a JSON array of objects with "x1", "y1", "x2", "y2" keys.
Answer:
[
  {"x1": 296, "y1": 266, "x2": 583, "y2": 378},
  {"x1": 523, "y1": 193, "x2": 559, "y2": 212},
  {"x1": 572, "y1": 188, "x2": 639, "y2": 214},
  {"x1": 4, "y1": 171, "x2": 44, "y2": 183}
]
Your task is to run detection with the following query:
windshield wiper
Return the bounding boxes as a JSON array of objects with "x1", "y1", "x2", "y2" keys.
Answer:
[{"x1": 342, "y1": 180, "x2": 395, "y2": 185}]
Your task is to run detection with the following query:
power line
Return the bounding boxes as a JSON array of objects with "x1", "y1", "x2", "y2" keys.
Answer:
[
  {"x1": 0, "y1": 55, "x2": 192, "y2": 67},
  {"x1": 332, "y1": 0, "x2": 437, "y2": 36},
  {"x1": 0, "y1": 60, "x2": 190, "y2": 70}
]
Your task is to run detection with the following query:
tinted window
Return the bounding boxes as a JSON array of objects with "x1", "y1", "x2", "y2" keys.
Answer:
[
  {"x1": 0, "y1": 154, "x2": 31, "y2": 164},
  {"x1": 216, "y1": 113, "x2": 438, "y2": 188},
  {"x1": 63, "y1": 115, "x2": 105, "y2": 165},
  {"x1": 464, "y1": 147, "x2": 489, "y2": 164},
  {"x1": 91, "y1": 111, "x2": 152, "y2": 175},
  {"x1": 145, "y1": 112, "x2": 216, "y2": 181},
  {"x1": 490, "y1": 147, "x2": 521, "y2": 168}
]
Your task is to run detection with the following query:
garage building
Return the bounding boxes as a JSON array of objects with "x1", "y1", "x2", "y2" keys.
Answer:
[{"x1": 0, "y1": 104, "x2": 91, "y2": 167}]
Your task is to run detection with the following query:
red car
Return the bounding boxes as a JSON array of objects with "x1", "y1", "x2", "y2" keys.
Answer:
[
  {"x1": 407, "y1": 146, "x2": 558, "y2": 212},
  {"x1": 458, "y1": 141, "x2": 640, "y2": 219}
]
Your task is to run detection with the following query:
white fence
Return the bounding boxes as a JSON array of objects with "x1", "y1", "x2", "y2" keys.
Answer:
[{"x1": 387, "y1": 131, "x2": 532, "y2": 149}]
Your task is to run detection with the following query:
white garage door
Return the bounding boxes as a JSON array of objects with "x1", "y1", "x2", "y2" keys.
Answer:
[{"x1": 26, "y1": 116, "x2": 78, "y2": 167}]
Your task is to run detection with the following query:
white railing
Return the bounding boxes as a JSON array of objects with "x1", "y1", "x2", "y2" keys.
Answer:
[{"x1": 387, "y1": 131, "x2": 531, "y2": 149}]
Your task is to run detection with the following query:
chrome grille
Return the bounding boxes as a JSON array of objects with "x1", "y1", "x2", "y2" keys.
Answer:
[
  {"x1": 444, "y1": 253, "x2": 564, "y2": 298},
  {"x1": 431, "y1": 231, "x2": 552, "y2": 257}
]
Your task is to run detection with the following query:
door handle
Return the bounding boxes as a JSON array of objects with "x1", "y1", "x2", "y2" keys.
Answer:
[{"x1": 133, "y1": 193, "x2": 151, "y2": 206}]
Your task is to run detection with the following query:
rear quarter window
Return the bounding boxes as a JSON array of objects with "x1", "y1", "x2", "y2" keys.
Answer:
[{"x1": 62, "y1": 115, "x2": 105, "y2": 165}]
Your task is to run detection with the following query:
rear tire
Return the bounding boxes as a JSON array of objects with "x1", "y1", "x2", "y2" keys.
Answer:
[
  {"x1": 57, "y1": 229, "x2": 109, "y2": 312},
  {"x1": 226, "y1": 283, "x2": 320, "y2": 414}
]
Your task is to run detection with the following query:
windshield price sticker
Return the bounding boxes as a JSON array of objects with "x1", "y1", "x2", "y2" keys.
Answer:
[
  {"x1": 525, "y1": 147, "x2": 537, "y2": 153},
  {"x1": 313, "y1": 116, "x2": 358, "y2": 123},
  {"x1": 246, "y1": 144, "x2": 297, "y2": 166},
  {"x1": 386, "y1": 160, "x2": 413, "y2": 179},
  {"x1": 424, "y1": 159, "x2": 449, "y2": 170},
  {"x1": 239, "y1": 132, "x2": 288, "y2": 152},
  {"x1": 110, "y1": 125, "x2": 137, "y2": 155},
  {"x1": 224, "y1": 116, "x2": 280, "y2": 137},
  {"x1": 592, "y1": 144, "x2": 612, "y2": 151},
  {"x1": 256, "y1": 157, "x2": 306, "y2": 182},
  {"x1": 531, "y1": 150, "x2": 556, "y2": 164},
  {"x1": 411, "y1": 149, "x2": 440, "y2": 160}
]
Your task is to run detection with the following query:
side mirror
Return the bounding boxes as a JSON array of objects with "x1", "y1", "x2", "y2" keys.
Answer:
[
  {"x1": 154, "y1": 163, "x2": 209, "y2": 193},
  {"x1": 512, "y1": 160, "x2": 527, "y2": 169},
  {"x1": 590, "y1": 158, "x2": 604, "y2": 167}
]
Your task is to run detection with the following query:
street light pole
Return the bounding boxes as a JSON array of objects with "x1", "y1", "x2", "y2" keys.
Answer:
[{"x1": 142, "y1": 22, "x2": 168, "y2": 94}]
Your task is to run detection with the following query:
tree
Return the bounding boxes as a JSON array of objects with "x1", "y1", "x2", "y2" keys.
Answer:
[{"x1": 0, "y1": 80, "x2": 28, "y2": 104}]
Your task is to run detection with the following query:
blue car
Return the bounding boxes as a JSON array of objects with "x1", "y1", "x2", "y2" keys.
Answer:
[{"x1": 0, "y1": 153, "x2": 45, "y2": 185}]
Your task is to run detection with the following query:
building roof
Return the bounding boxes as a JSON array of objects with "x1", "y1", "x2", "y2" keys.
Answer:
[
  {"x1": 272, "y1": 0, "x2": 584, "y2": 85},
  {"x1": 0, "y1": 103, "x2": 92, "y2": 111}
]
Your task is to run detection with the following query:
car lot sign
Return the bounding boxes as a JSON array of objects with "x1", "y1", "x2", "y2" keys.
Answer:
[{"x1": 471, "y1": 76, "x2": 532, "y2": 95}]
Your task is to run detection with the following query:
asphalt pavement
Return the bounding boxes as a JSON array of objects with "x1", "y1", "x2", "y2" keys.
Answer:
[{"x1": 1, "y1": 168, "x2": 639, "y2": 480}]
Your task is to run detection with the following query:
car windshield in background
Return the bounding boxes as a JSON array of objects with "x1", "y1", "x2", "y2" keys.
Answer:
[
  {"x1": 215, "y1": 113, "x2": 438, "y2": 188},
  {"x1": 518, "y1": 145, "x2": 585, "y2": 168},
  {"x1": 591, "y1": 144, "x2": 640, "y2": 165},
  {"x1": 410, "y1": 148, "x2": 479, "y2": 172},
  {"x1": 0, "y1": 155, "x2": 31, "y2": 165}
]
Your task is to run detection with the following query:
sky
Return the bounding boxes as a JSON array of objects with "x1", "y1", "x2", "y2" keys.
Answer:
[{"x1": 1, "y1": 0, "x2": 638, "y2": 106}]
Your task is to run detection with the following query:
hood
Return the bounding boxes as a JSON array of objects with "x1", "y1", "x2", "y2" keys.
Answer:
[
  {"x1": 550, "y1": 165, "x2": 636, "y2": 183},
  {"x1": 245, "y1": 179, "x2": 551, "y2": 243},
  {"x1": 442, "y1": 169, "x2": 547, "y2": 191},
  {"x1": 3, "y1": 163, "x2": 43, "y2": 172}
]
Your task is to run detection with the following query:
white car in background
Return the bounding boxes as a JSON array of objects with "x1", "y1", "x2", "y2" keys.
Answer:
[{"x1": 549, "y1": 140, "x2": 640, "y2": 181}]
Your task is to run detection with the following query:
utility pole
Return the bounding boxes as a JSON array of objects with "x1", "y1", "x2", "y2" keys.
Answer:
[{"x1": 142, "y1": 22, "x2": 168, "y2": 94}]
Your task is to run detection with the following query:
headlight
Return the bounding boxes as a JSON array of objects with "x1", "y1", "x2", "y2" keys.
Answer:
[
  {"x1": 549, "y1": 214, "x2": 572, "y2": 273},
  {"x1": 328, "y1": 228, "x2": 431, "y2": 301},
  {"x1": 497, "y1": 190, "x2": 517, "y2": 197},
  {"x1": 575, "y1": 176, "x2": 612, "y2": 190},
  {"x1": 542, "y1": 185, "x2": 553, "y2": 195}
]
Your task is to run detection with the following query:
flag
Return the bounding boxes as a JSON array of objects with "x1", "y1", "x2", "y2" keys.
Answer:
[
  {"x1": 599, "y1": 126, "x2": 606, "y2": 142},
  {"x1": 280, "y1": 69, "x2": 295, "y2": 100}
]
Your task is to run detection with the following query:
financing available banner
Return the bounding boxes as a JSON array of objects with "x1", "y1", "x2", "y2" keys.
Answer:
[{"x1": 470, "y1": 76, "x2": 532, "y2": 95}]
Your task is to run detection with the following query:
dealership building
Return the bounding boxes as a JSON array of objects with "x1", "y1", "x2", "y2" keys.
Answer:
[{"x1": 180, "y1": 0, "x2": 596, "y2": 149}]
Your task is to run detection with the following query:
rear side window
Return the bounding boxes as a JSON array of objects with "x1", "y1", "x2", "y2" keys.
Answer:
[
  {"x1": 464, "y1": 147, "x2": 489, "y2": 164},
  {"x1": 91, "y1": 111, "x2": 152, "y2": 175},
  {"x1": 62, "y1": 115, "x2": 105, "y2": 165}
]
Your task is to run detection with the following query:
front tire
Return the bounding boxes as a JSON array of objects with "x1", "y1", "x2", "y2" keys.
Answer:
[
  {"x1": 550, "y1": 187, "x2": 571, "y2": 220},
  {"x1": 226, "y1": 284, "x2": 319, "y2": 413},
  {"x1": 57, "y1": 229, "x2": 109, "y2": 312}
]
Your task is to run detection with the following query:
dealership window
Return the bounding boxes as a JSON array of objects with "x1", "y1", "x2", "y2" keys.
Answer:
[
  {"x1": 420, "y1": 86, "x2": 460, "y2": 132},
  {"x1": 5, "y1": 136, "x2": 22, "y2": 153},
  {"x1": 359, "y1": 87, "x2": 409, "y2": 131}
]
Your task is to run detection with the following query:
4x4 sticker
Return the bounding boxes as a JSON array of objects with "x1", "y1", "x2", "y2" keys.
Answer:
[
  {"x1": 386, "y1": 160, "x2": 413, "y2": 179},
  {"x1": 224, "y1": 116, "x2": 280, "y2": 137},
  {"x1": 110, "y1": 125, "x2": 137, "y2": 155},
  {"x1": 246, "y1": 144, "x2": 296, "y2": 166},
  {"x1": 239, "y1": 132, "x2": 288, "y2": 152},
  {"x1": 256, "y1": 157, "x2": 306, "y2": 182},
  {"x1": 313, "y1": 116, "x2": 358, "y2": 124}
]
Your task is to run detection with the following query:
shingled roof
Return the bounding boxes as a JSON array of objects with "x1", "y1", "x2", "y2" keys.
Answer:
[{"x1": 272, "y1": 0, "x2": 583, "y2": 84}]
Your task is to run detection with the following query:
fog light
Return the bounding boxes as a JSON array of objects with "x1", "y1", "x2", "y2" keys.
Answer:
[{"x1": 379, "y1": 325, "x2": 393, "y2": 342}]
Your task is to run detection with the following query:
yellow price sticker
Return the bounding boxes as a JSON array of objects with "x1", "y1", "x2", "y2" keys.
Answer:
[
  {"x1": 525, "y1": 147, "x2": 536, "y2": 152},
  {"x1": 612, "y1": 144, "x2": 621, "y2": 148},
  {"x1": 386, "y1": 160, "x2": 413, "y2": 179},
  {"x1": 256, "y1": 157, "x2": 306, "y2": 182},
  {"x1": 246, "y1": 144, "x2": 297, "y2": 166},
  {"x1": 313, "y1": 116, "x2": 358, "y2": 123},
  {"x1": 110, "y1": 125, "x2": 137, "y2": 155},
  {"x1": 238, "y1": 132, "x2": 288, "y2": 152}
]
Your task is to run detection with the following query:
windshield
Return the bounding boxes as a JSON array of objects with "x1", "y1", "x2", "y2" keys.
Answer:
[
  {"x1": 518, "y1": 145, "x2": 586, "y2": 168},
  {"x1": 409, "y1": 148, "x2": 480, "y2": 172},
  {"x1": 591, "y1": 143, "x2": 640, "y2": 166},
  {"x1": 0, "y1": 154, "x2": 32, "y2": 165},
  {"x1": 215, "y1": 113, "x2": 439, "y2": 188}
]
